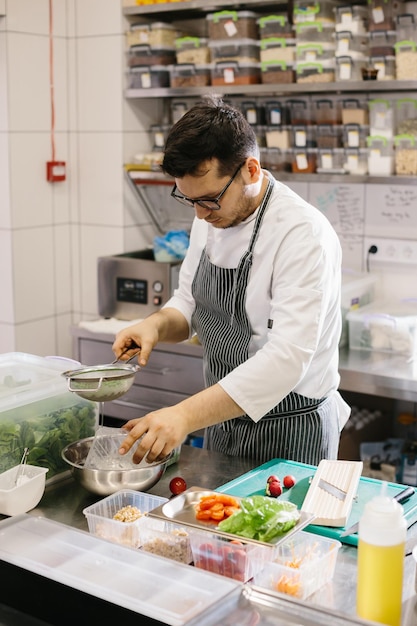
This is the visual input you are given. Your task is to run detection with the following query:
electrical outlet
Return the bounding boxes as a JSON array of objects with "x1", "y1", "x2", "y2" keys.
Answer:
[{"x1": 364, "y1": 237, "x2": 417, "y2": 266}]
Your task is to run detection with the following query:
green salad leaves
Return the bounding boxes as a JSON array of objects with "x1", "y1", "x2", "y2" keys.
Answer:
[{"x1": 217, "y1": 495, "x2": 300, "y2": 543}]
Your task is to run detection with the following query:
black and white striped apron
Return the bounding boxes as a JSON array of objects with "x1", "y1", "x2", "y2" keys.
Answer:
[{"x1": 191, "y1": 177, "x2": 339, "y2": 465}]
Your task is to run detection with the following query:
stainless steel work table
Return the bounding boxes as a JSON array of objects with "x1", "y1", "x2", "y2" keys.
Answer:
[{"x1": 3, "y1": 444, "x2": 417, "y2": 624}]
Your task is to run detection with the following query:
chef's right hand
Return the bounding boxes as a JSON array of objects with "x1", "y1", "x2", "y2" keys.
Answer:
[{"x1": 112, "y1": 318, "x2": 159, "y2": 367}]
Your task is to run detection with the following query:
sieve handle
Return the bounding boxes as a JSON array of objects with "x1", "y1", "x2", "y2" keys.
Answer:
[{"x1": 67, "y1": 377, "x2": 104, "y2": 392}]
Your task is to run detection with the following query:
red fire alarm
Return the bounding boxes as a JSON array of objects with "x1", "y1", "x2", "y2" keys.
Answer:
[{"x1": 46, "y1": 161, "x2": 66, "y2": 182}]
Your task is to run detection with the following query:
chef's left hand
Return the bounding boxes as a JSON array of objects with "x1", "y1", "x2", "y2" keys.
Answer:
[{"x1": 118, "y1": 407, "x2": 189, "y2": 464}]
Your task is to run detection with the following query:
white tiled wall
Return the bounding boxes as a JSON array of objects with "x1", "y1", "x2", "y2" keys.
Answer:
[{"x1": 0, "y1": 0, "x2": 416, "y2": 361}]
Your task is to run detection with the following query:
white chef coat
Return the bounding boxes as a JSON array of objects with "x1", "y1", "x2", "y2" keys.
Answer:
[{"x1": 164, "y1": 177, "x2": 350, "y2": 430}]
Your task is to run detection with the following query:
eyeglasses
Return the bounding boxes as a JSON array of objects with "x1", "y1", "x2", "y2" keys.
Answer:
[{"x1": 170, "y1": 163, "x2": 244, "y2": 211}]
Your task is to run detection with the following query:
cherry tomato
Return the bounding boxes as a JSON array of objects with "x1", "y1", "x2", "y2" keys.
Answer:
[
  {"x1": 266, "y1": 480, "x2": 282, "y2": 497},
  {"x1": 169, "y1": 476, "x2": 187, "y2": 495},
  {"x1": 283, "y1": 475, "x2": 296, "y2": 489},
  {"x1": 266, "y1": 474, "x2": 280, "y2": 485}
]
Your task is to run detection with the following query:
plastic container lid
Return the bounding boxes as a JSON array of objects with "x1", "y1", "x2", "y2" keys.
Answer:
[{"x1": 206, "y1": 10, "x2": 258, "y2": 20}]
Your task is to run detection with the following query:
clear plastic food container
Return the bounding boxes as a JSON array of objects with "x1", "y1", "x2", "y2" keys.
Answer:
[
  {"x1": 396, "y1": 98, "x2": 417, "y2": 135},
  {"x1": 369, "y1": 98, "x2": 395, "y2": 139},
  {"x1": 317, "y1": 147, "x2": 345, "y2": 173},
  {"x1": 128, "y1": 44, "x2": 176, "y2": 67},
  {"x1": 260, "y1": 146, "x2": 292, "y2": 172},
  {"x1": 316, "y1": 124, "x2": 342, "y2": 148},
  {"x1": 335, "y1": 31, "x2": 369, "y2": 58},
  {"x1": 369, "y1": 30, "x2": 396, "y2": 56},
  {"x1": 287, "y1": 97, "x2": 312, "y2": 125},
  {"x1": 295, "y1": 21, "x2": 336, "y2": 44},
  {"x1": 175, "y1": 36, "x2": 210, "y2": 65},
  {"x1": 210, "y1": 61, "x2": 260, "y2": 86},
  {"x1": 370, "y1": 54, "x2": 396, "y2": 80},
  {"x1": 139, "y1": 517, "x2": 193, "y2": 564},
  {"x1": 313, "y1": 98, "x2": 341, "y2": 125},
  {"x1": 296, "y1": 42, "x2": 336, "y2": 62},
  {"x1": 260, "y1": 37, "x2": 296, "y2": 63},
  {"x1": 257, "y1": 14, "x2": 294, "y2": 39},
  {"x1": 335, "y1": 55, "x2": 368, "y2": 81},
  {"x1": 368, "y1": 0, "x2": 398, "y2": 31},
  {"x1": 264, "y1": 100, "x2": 290, "y2": 125},
  {"x1": 291, "y1": 147, "x2": 318, "y2": 173},
  {"x1": 367, "y1": 135, "x2": 394, "y2": 175},
  {"x1": 240, "y1": 100, "x2": 265, "y2": 125},
  {"x1": 394, "y1": 134, "x2": 417, "y2": 175},
  {"x1": 128, "y1": 65, "x2": 170, "y2": 89},
  {"x1": 169, "y1": 63, "x2": 211, "y2": 88},
  {"x1": 343, "y1": 147, "x2": 369, "y2": 175},
  {"x1": 266, "y1": 125, "x2": 292, "y2": 149},
  {"x1": 209, "y1": 38, "x2": 260, "y2": 63},
  {"x1": 254, "y1": 532, "x2": 341, "y2": 600},
  {"x1": 343, "y1": 123, "x2": 369, "y2": 148},
  {"x1": 126, "y1": 22, "x2": 178, "y2": 48},
  {"x1": 296, "y1": 60, "x2": 335, "y2": 83},
  {"x1": 341, "y1": 98, "x2": 369, "y2": 125},
  {"x1": 292, "y1": 124, "x2": 317, "y2": 148},
  {"x1": 335, "y1": 4, "x2": 368, "y2": 34},
  {"x1": 395, "y1": 40, "x2": 417, "y2": 80},
  {"x1": 260, "y1": 60, "x2": 295, "y2": 84},
  {"x1": 207, "y1": 10, "x2": 259, "y2": 40},
  {"x1": 293, "y1": 0, "x2": 338, "y2": 24}
]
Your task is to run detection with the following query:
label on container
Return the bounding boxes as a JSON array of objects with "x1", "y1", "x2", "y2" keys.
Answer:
[
  {"x1": 270, "y1": 109, "x2": 281, "y2": 125},
  {"x1": 295, "y1": 129, "x2": 307, "y2": 146},
  {"x1": 322, "y1": 153, "x2": 333, "y2": 169},
  {"x1": 374, "y1": 60, "x2": 385, "y2": 79},
  {"x1": 341, "y1": 11, "x2": 353, "y2": 25},
  {"x1": 372, "y1": 7, "x2": 385, "y2": 25},
  {"x1": 338, "y1": 38, "x2": 349, "y2": 55},
  {"x1": 347, "y1": 153, "x2": 359, "y2": 171},
  {"x1": 223, "y1": 67, "x2": 236, "y2": 83},
  {"x1": 339, "y1": 61, "x2": 352, "y2": 80},
  {"x1": 246, "y1": 108, "x2": 257, "y2": 124},
  {"x1": 348, "y1": 128, "x2": 360, "y2": 147},
  {"x1": 224, "y1": 20, "x2": 238, "y2": 37},
  {"x1": 141, "y1": 72, "x2": 151, "y2": 88},
  {"x1": 296, "y1": 152, "x2": 308, "y2": 170}
]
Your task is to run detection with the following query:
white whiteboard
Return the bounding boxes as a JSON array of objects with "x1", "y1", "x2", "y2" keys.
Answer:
[
  {"x1": 364, "y1": 184, "x2": 417, "y2": 238},
  {"x1": 308, "y1": 182, "x2": 365, "y2": 236}
]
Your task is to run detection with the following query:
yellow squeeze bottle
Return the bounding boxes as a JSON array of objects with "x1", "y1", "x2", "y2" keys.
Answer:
[{"x1": 356, "y1": 482, "x2": 406, "y2": 626}]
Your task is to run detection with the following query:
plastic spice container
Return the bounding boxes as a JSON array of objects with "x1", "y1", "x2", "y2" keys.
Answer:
[
  {"x1": 292, "y1": 124, "x2": 317, "y2": 147},
  {"x1": 261, "y1": 60, "x2": 295, "y2": 83},
  {"x1": 343, "y1": 147, "x2": 369, "y2": 175},
  {"x1": 206, "y1": 10, "x2": 259, "y2": 40},
  {"x1": 370, "y1": 54, "x2": 396, "y2": 79},
  {"x1": 128, "y1": 65, "x2": 170, "y2": 89},
  {"x1": 266, "y1": 125, "x2": 292, "y2": 149},
  {"x1": 126, "y1": 23, "x2": 178, "y2": 48},
  {"x1": 240, "y1": 100, "x2": 265, "y2": 125},
  {"x1": 291, "y1": 148, "x2": 317, "y2": 173},
  {"x1": 336, "y1": 55, "x2": 368, "y2": 81},
  {"x1": 369, "y1": 30, "x2": 396, "y2": 56},
  {"x1": 369, "y1": 98, "x2": 395, "y2": 139},
  {"x1": 343, "y1": 123, "x2": 369, "y2": 148},
  {"x1": 296, "y1": 60, "x2": 335, "y2": 83},
  {"x1": 316, "y1": 124, "x2": 342, "y2": 148},
  {"x1": 210, "y1": 61, "x2": 260, "y2": 86},
  {"x1": 396, "y1": 98, "x2": 417, "y2": 135},
  {"x1": 317, "y1": 147, "x2": 345, "y2": 172},
  {"x1": 313, "y1": 98, "x2": 340, "y2": 125},
  {"x1": 175, "y1": 37, "x2": 210, "y2": 65},
  {"x1": 264, "y1": 100, "x2": 290, "y2": 125},
  {"x1": 287, "y1": 98, "x2": 311, "y2": 125},
  {"x1": 335, "y1": 5, "x2": 368, "y2": 34},
  {"x1": 169, "y1": 64, "x2": 211, "y2": 88},
  {"x1": 257, "y1": 14, "x2": 294, "y2": 39},
  {"x1": 395, "y1": 40, "x2": 417, "y2": 80},
  {"x1": 293, "y1": 0, "x2": 337, "y2": 24},
  {"x1": 341, "y1": 98, "x2": 369, "y2": 125},
  {"x1": 259, "y1": 37, "x2": 296, "y2": 63},
  {"x1": 366, "y1": 135, "x2": 394, "y2": 175},
  {"x1": 128, "y1": 45, "x2": 176, "y2": 67},
  {"x1": 335, "y1": 31, "x2": 369, "y2": 58},
  {"x1": 209, "y1": 38, "x2": 260, "y2": 63},
  {"x1": 394, "y1": 134, "x2": 417, "y2": 175}
]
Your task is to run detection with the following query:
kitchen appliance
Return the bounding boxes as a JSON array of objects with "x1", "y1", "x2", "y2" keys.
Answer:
[{"x1": 98, "y1": 248, "x2": 181, "y2": 320}]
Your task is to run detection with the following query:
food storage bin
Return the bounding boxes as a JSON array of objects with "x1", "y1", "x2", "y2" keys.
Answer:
[
  {"x1": 343, "y1": 123, "x2": 369, "y2": 148},
  {"x1": 287, "y1": 97, "x2": 312, "y2": 125},
  {"x1": 292, "y1": 124, "x2": 316, "y2": 148},
  {"x1": 83, "y1": 489, "x2": 168, "y2": 548},
  {"x1": 370, "y1": 54, "x2": 396, "y2": 79},
  {"x1": 208, "y1": 38, "x2": 260, "y2": 63},
  {"x1": 335, "y1": 31, "x2": 369, "y2": 58},
  {"x1": 296, "y1": 60, "x2": 335, "y2": 83},
  {"x1": 257, "y1": 14, "x2": 294, "y2": 39},
  {"x1": 293, "y1": 0, "x2": 338, "y2": 24},
  {"x1": 150, "y1": 123, "x2": 171, "y2": 150},
  {"x1": 260, "y1": 60, "x2": 295, "y2": 84},
  {"x1": 0, "y1": 352, "x2": 97, "y2": 480},
  {"x1": 253, "y1": 532, "x2": 341, "y2": 600},
  {"x1": 189, "y1": 529, "x2": 272, "y2": 582},
  {"x1": 259, "y1": 37, "x2": 296, "y2": 63},
  {"x1": 341, "y1": 98, "x2": 369, "y2": 125},
  {"x1": 367, "y1": 135, "x2": 394, "y2": 175},
  {"x1": 175, "y1": 37, "x2": 210, "y2": 65},
  {"x1": 335, "y1": 4, "x2": 368, "y2": 34},
  {"x1": 317, "y1": 147, "x2": 345, "y2": 172},
  {"x1": 395, "y1": 39, "x2": 417, "y2": 80},
  {"x1": 369, "y1": 98, "x2": 395, "y2": 139},
  {"x1": 266, "y1": 125, "x2": 292, "y2": 149},
  {"x1": 0, "y1": 464, "x2": 48, "y2": 516},
  {"x1": 313, "y1": 98, "x2": 341, "y2": 125},
  {"x1": 260, "y1": 146, "x2": 291, "y2": 172},
  {"x1": 296, "y1": 42, "x2": 335, "y2": 62},
  {"x1": 295, "y1": 21, "x2": 336, "y2": 45},
  {"x1": 169, "y1": 63, "x2": 211, "y2": 88},
  {"x1": 139, "y1": 517, "x2": 192, "y2": 564},
  {"x1": 340, "y1": 271, "x2": 378, "y2": 347},
  {"x1": 264, "y1": 100, "x2": 290, "y2": 125},
  {"x1": 291, "y1": 148, "x2": 317, "y2": 173},
  {"x1": 207, "y1": 10, "x2": 259, "y2": 40},
  {"x1": 126, "y1": 22, "x2": 179, "y2": 48},
  {"x1": 335, "y1": 55, "x2": 368, "y2": 81},
  {"x1": 394, "y1": 134, "x2": 417, "y2": 175},
  {"x1": 343, "y1": 147, "x2": 369, "y2": 175},
  {"x1": 253, "y1": 125, "x2": 267, "y2": 147},
  {"x1": 396, "y1": 98, "x2": 417, "y2": 135},
  {"x1": 369, "y1": 30, "x2": 397, "y2": 56},
  {"x1": 128, "y1": 65, "x2": 170, "y2": 89},
  {"x1": 316, "y1": 124, "x2": 342, "y2": 148},
  {"x1": 368, "y1": 0, "x2": 399, "y2": 31},
  {"x1": 128, "y1": 44, "x2": 176, "y2": 67},
  {"x1": 347, "y1": 299, "x2": 417, "y2": 358},
  {"x1": 210, "y1": 61, "x2": 260, "y2": 86},
  {"x1": 240, "y1": 100, "x2": 265, "y2": 125}
]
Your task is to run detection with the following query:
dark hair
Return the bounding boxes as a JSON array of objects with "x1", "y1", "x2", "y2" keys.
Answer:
[{"x1": 161, "y1": 95, "x2": 259, "y2": 178}]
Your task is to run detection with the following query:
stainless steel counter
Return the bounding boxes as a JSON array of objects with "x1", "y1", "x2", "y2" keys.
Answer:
[{"x1": 5, "y1": 444, "x2": 417, "y2": 624}]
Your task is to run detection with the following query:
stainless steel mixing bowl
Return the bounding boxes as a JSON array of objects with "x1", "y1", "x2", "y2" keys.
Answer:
[{"x1": 61, "y1": 437, "x2": 172, "y2": 496}]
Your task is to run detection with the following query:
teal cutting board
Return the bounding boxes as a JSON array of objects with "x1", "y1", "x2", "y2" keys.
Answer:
[{"x1": 217, "y1": 458, "x2": 417, "y2": 547}]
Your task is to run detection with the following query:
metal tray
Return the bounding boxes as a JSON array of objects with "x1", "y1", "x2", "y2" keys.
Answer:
[{"x1": 148, "y1": 486, "x2": 315, "y2": 547}]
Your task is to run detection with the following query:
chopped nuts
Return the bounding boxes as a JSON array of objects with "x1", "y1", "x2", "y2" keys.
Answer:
[{"x1": 113, "y1": 505, "x2": 144, "y2": 523}]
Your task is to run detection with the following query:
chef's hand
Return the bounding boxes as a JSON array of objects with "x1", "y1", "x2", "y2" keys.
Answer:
[
  {"x1": 119, "y1": 407, "x2": 189, "y2": 464},
  {"x1": 112, "y1": 318, "x2": 160, "y2": 367}
]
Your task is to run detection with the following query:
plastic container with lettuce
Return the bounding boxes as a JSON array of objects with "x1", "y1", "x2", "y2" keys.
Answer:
[{"x1": 217, "y1": 495, "x2": 300, "y2": 543}]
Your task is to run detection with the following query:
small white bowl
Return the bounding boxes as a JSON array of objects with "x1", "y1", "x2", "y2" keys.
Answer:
[{"x1": 0, "y1": 464, "x2": 48, "y2": 516}]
